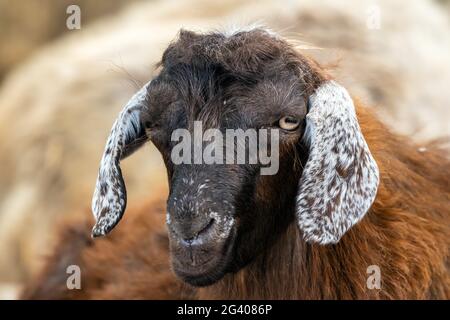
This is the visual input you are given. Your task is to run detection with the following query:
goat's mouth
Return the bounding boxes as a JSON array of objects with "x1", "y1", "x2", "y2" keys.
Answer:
[{"x1": 168, "y1": 219, "x2": 237, "y2": 287}]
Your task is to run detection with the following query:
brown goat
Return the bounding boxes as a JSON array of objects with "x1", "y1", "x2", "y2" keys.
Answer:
[{"x1": 22, "y1": 28, "x2": 449, "y2": 299}]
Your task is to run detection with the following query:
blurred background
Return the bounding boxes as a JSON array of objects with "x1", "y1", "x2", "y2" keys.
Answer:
[{"x1": 0, "y1": 0, "x2": 449, "y2": 299}]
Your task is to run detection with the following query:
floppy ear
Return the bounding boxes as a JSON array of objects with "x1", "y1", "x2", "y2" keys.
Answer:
[
  {"x1": 296, "y1": 81, "x2": 379, "y2": 245},
  {"x1": 91, "y1": 81, "x2": 152, "y2": 237}
]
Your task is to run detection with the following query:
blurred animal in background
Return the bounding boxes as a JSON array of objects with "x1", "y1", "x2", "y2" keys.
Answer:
[
  {"x1": 23, "y1": 28, "x2": 449, "y2": 299},
  {"x1": 0, "y1": 0, "x2": 142, "y2": 83},
  {"x1": 0, "y1": 0, "x2": 449, "y2": 297}
]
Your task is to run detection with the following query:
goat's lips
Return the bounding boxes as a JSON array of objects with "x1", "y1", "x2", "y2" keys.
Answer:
[{"x1": 167, "y1": 222, "x2": 236, "y2": 286}]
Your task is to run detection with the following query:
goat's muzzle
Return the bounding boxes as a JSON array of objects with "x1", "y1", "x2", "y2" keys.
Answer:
[{"x1": 166, "y1": 176, "x2": 237, "y2": 286}]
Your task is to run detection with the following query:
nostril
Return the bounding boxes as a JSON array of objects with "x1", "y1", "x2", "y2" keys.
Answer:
[
  {"x1": 197, "y1": 218, "x2": 215, "y2": 236},
  {"x1": 177, "y1": 218, "x2": 215, "y2": 246}
]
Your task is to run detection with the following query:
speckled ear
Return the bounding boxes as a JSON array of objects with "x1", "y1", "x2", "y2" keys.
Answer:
[
  {"x1": 296, "y1": 81, "x2": 379, "y2": 245},
  {"x1": 91, "y1": 81, "x2": 151, "y2": 238}
]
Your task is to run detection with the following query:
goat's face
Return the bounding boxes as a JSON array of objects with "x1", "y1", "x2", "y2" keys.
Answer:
[{"x1": 91, "y1": 28, "x2": 380, "y2": 286}]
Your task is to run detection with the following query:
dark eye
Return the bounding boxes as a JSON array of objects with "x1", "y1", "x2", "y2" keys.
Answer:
[{"x1": 278, "y1": 116, "x2": 300, "y2": 131}]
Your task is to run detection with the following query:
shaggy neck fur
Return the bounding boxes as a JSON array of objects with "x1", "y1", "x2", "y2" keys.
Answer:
[{"x1": 198, "y1": 105, "x2": 450, "y2": 300}]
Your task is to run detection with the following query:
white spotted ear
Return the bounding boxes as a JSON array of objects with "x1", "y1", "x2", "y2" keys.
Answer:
[
  {"x1": 296, "y1": 81, "x2": 379, "y2": 244},
  {"x1": 91, "y1": 81, "x2": 151, "y2": 238}
]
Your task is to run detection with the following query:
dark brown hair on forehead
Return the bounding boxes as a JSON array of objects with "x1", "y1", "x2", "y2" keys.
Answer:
[{"x1": 160, "y1": 28, "x2": 327, "y2": 97}]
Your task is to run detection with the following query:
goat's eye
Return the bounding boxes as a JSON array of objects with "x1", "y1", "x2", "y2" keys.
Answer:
[{"x1": 278, "y1": 116, "x2": 300, "y2": 131}]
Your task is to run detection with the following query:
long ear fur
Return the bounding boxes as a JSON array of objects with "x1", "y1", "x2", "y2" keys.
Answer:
[
  {"x1": 91, "y1": 81, "x2": 151, "y2": 237},
  {"x1": 296, "y1": 81, "x2": 379, "y2": 245}
]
